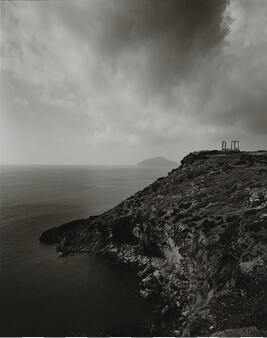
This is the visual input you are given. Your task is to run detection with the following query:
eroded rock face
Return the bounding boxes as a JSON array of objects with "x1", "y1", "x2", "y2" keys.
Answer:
[
  {"x1": 211, "y1": 326, "x2": 261, "y2": 337},
  {"x1": 40, "y1": 150, "x2": 267, "y2": 336}
]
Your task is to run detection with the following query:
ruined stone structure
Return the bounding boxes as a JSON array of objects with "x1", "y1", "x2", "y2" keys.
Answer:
[
  {"x1": 221, "y1": 140, "x2": 240, "y2": 151},
  {"x1": 221, "y1": 141, "x2": 227, "y2": 150},
  {"x1": 231, "y1": 140, "x2": 240, "y2": 150}
]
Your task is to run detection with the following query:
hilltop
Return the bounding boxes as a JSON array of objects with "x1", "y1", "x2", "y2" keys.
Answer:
[
  {"x1": 40, "y1": 150, "x2": 267, "y2": 337},
  {"x1": 137, "y1": 156, "x2": 178, "y2": 168}
]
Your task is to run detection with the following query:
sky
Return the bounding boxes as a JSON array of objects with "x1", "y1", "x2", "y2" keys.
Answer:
[{"x1": 1, "y1": 0, "x2": 267, "y2": 165}]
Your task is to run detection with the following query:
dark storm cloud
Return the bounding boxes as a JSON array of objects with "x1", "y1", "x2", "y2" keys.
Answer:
[
  {"x1": 1, "y1": 0, "x2": 267, "y2": 164},
  {"x1": 53, "y1": 0, "x2": 230, "y2": 96}
]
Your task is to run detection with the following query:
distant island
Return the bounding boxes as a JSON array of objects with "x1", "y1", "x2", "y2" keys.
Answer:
[{"x1": 137, "y1": 156, "x2": 178, "y2": 168}]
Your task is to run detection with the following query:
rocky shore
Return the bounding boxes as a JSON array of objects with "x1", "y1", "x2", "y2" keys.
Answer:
[{"x1": 40, "y1": 150, "x2": 267, "y2": 337}]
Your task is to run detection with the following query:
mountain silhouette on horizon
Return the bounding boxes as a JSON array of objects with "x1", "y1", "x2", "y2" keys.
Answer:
[{"x1": 137, "y1": 156, "x2": 178, "y2": 168}]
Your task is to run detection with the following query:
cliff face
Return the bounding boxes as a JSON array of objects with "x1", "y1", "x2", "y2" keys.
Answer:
[{"x1": 40, "y1": 150, "x2": 267, "y2": 337}]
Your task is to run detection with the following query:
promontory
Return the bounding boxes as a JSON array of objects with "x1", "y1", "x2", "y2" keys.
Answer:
[{"x1": 40, "y1": 150, "x2": 267, "y2": 337}]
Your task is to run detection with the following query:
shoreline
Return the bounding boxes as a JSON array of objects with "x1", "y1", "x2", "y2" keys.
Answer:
[{"x1": 40, "y1": 150, "x2": 267, "y2": 337}]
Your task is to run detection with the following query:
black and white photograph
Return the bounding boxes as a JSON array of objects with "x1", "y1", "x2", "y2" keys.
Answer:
[{"x1": 1, "y1": 0, "x2": 267, "y2": 337}]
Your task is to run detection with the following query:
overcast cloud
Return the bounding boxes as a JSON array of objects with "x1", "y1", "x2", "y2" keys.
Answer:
[{"x1": 1, "y1": 0, "x2": 267, "y2": 164}]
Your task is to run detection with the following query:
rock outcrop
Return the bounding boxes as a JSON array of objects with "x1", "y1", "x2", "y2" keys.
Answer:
[{"x1": 40, "y1": 150, "x2": 267, "y2": 337}]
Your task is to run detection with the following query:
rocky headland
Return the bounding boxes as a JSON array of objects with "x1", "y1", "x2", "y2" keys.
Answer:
[{"x1": 40, "y1": 150, "x2": 267, "y2": 337}]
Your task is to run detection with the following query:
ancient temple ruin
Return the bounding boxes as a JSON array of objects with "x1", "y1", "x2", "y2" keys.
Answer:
[{"x1": 221, "y1": 140, "x2": 240, "y2": 151}]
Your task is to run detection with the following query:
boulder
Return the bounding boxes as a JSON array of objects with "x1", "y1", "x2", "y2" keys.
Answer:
[
  {"x1": 142, "y1": 275, "x2": 160, "y2": 290},
  {"x1": 140, "y1": 288, "x2": 158, "y2": 300}
]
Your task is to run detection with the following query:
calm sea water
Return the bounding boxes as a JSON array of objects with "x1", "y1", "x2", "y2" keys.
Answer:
[{"x1": 0, "y1": 165, "x2": 172, "y2": 336}]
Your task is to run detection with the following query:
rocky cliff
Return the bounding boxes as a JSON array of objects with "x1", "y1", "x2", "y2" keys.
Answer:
[{"x1": 40, "y1": 150, "x2": 267, "y2": 337}]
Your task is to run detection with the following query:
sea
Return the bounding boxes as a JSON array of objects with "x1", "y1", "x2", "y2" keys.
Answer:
[{"x1": 0, "y1": 164, "x2": 173, "y2": 336}]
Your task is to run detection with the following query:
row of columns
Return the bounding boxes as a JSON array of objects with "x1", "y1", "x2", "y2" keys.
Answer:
[{"x1": 222, "y1": 140, "x2": 240, "y2": 150}]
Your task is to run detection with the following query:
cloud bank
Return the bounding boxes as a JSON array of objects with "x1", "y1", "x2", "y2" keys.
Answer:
[{"x1": 1, "y1": 0, "x2": 267, "y2": 164}]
